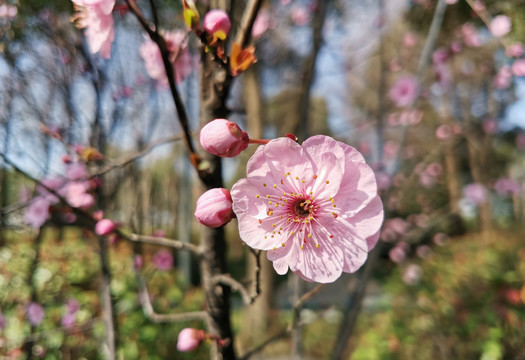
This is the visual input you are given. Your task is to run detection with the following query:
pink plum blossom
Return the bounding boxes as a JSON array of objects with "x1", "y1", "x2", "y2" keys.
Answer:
[
  {"x1": 152, "y1": 249, "x2": 173, "y2": 270},
  {"x1": 403, "y1": 32, "x2": 418, "y2": 47},
  {"x1": 506, "y1": 43, "x2": 524, "y2": 58},
  {"x1": 482, "y1": 118, "x2": 498, "y2": 134},
  {"x1": 195, "y1": 188, "x2": 234, "y2": 228},
  {"x1": 0, "y1": 4, "x2": 17, "y2": 19},
  {"x1": 252, "y1": 10, "x2": 271, "y2": 39},
  {"x1": 389, "y1": 245, "x2": 406, "y2": 264},
  {"x1": 388, "y1": 76, "x2": 419, "y2": 107},
  {"x1": 416, "y1": 245, "x2": 432, "y2": 259},
  {"x1": 25, "y1": 197, "x2": 52, "y2": 228},
  {"x1": 433, "y1": 232, "x2": 448, "y2": 246},
  {"x1": 231, "y1": 135, "x2": 384, "y2": 283},
  {"x1": 203, "y1": 9, "x2": 231, "y2": 41},
  {"x1": 461, "y1": 23, "x2": 482, "y2": 47},
  {"x1": 27, "y1": 303, "x2": 45, "y2": 326},
  {"x1": 71, "y1": 0, "x2": 115, "y2": 59},
  {"x1": 489, "y1": 15, "x2": 511, "y2": 38},
  {"x1": 472, "y1": 0, "x2": 485, "y2": 12},
  {"x1": 95, "y1": 219, "x2": 116, "y2": 235},
  {"x1": 200, "y1": 119, "x2": 249, "y2": 158},
  {"x1": 436, "y1": 124, "x2": 452, "y2": 140},
  {"x1": 139, "y1": 31, "x2": 193, "y2": 88},
  {"x1": 512, "y1": 59, "x2": 525, "y2": 77},
  {"x1": 493, "y1": 178, "x2": 521, "y2": 197},
  {"x1": 66, "y1": 162, "x2": 88, "y2": 181},
  {"x1": 463, "y1": 183, "x2": 487, "y2": 205},
  {"x1": 177, "y1": 328, "x2": 205, "y2": 352},
  {"x1": 493, "y1": 65, "x2": 512, "y2": 89},
  {"x1": 291, "y1": 6, "x2": 309, "y2": 26},
  {"x1": 65, "y1": 182, "x2": 94, "y2": 209},
  {"x1": 402, "y1": 264, "x2": 422, "y2": 285}
]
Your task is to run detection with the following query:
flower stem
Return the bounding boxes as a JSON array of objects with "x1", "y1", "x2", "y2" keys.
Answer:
[{"x1": 248, "y1": 138, "x2": 270, "y2": 145}]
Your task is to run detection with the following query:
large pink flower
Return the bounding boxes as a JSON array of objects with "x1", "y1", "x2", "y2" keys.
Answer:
[
  {"x1": 231, "y1": 135, "x2": 383, "y2": 283},
  {"x1": 72, "y1": 0, "x2": 115, "y2": 59}
]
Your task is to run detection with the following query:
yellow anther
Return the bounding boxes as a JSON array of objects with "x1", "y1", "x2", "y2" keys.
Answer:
[
  {"x1": 273, "y1": 247, "x2": 276, "y2": 250},
  {"x1": 273, "y1": 184, "x2": 277, "y2": 188},
  {"x1": 300, "y1": 246, "x2": 304, "y2": 250},
  {"x1": 266, "y1": 195, "x2": 270, "y2": 198},
  {"x1": 333, "y1": 204, "x2": 336, "y2": 208},
  {"x1": 308, "y1": 234, "x2": 312, "y2": 238},
  {"x1": 263, "y1": 183, "x2": 267, "y2": 187},
  {"x1": 316, "y1": 244, "x2": 320, "y2": 248},
  {"x1": 281, "y1": 243, "x2": 285, "y2": 247}
]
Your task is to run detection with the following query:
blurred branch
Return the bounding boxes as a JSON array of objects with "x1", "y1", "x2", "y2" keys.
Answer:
[
  {"x1": 94, "y1": 134, "x2": 184, "y2": 176},
  {"x1": 125, "y1": 0, "x2": 201, "y2": 171},
  {"x1": 234, "y1": 0, "x2": 264, "y2": 48},
  {"x1": 136, "y1": 270, "x2": 210, "y2": 323},
  {"x1": 213, "y1": 275, "x2": 254, "y2": 306},
  {"x1": 239, "y1": 282, "x2": 327, "y2": 360}
]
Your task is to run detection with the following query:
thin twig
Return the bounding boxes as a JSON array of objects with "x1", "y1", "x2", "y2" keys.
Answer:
[
  {"x1": 136, "y1": 271, "x2": 210, "y2": 323},
  {"x1": 239, "y1": 329, "x2": 290, "y2": 360},
  {"x1": 94, "y1": 134, "x2": 183, "y2": 176},
  {"x1": 234, "y1": 0, "x2": 264, "y2": 48},
  {"x1": 213, "y1": 274, "x2": 253, "y2": 306},
  {"x1": 294, "y1": 283, "x2": 326, "y2": 309},
  {"x1": 125, "y1": 232, "x2": 201, "y2": 255}
]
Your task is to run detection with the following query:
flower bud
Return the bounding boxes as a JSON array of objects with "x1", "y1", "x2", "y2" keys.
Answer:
[
  {"x1": 95, "y1": 219, "x2": 116, "y2": 236},
  {"x1": 195, "y1": 188, "x2": 234, "y2": 228},
  {"x1": 203, "y1": 9, "x2": 231, "y2": 41},
  {"x1": 200, "y1": 119, "x2": 249, "y2": 158},
  {"x1": 177, "y1": 328, "x2": 205, "y2": 352}
]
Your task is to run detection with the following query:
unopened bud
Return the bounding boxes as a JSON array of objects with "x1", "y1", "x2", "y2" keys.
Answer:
[
  {"x1": 200, "y1": 119, "x2": 249, "y2": 158},
  {"x1": 195, "y1": 188, "x2": 234, "y2": 228},
  {"x1": 177, "y1": 328, "x2": 205, "y2": 352}
]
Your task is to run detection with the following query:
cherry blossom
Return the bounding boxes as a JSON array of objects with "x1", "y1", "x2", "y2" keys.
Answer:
[
  {"x1": 388, "y1": 76, "x2": 419, "y2": 107},
  {"x1": 512, "y1": 60, "x2": 525, "y2": 77},
  {"x1": 231, "y1": 135, "x2": 383, "y2": 283},
  {"x1": 71, "y1": 0, "x2": 115, "y2": 59},
  {"x1": 27, "y1": 302, "x2": 45, "y2": 326},
  {"x1": 152, "y1": 249, "x2": 173, "y2": 271},
  {"x1": 489, "y1": 15, "x2": 511, "y2": 38},
  {"x1": 95, "y1": 219, "x2": 116, "y2": 235}
]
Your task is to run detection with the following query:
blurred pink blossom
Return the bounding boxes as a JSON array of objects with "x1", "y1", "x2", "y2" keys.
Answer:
[
  {"x1": 252, "y1": 9, "x2": 271, "y2": 38},
  {"x1": 72, "y1": 0, "x2": 115, "y2": 59},
  {"x1": 66, "y1": 162, "x2": 88, "y2": 181},
  {"x1": 0, "y1": 313, "x2": 5, "y2": 329},
  {"x1": 403, "y1": 32, "x2": 418, "y2": 47},
  {"x1": 463, "y1": 183, "x2": 487, "y2": 205},
  {"x1": 482, "y1": 118, "x2": 498, "y2": 134},
  {"x1": 388, "y1": 76, "x2": 419, "y2": 107},
  {"x1": 506, "y1": 43, "x2": 524, "y2": 58},
  {"x1": 152, "y1": 249, "x2": 173, "y2": 271},
  {"x1": 66, "y1": 182, "x2": 94, "y2": 209},
  {"x1": 134, "y1": 254, "x2": 144, "y2": 269},
  {"x1": 493, "y1": 178, "x2": 521, "y2": 197},
  {"x1": 461, "y1": 23, "x2": 482, "y2": 47},
  {"x1": 139, "y1": 31, "x2": 193, "y2": 88},
  {"x1": 419, "y1": 172, "x2": 435, "y2": 188},
  {"x1": 27, "y1": 303, "x2": 45, "y2": 326},
  {"x1": 402, "y1": 264, "x2": 422, "y2": 285},
  {"x1": 389, "y1": 246, "x2": 407, "y2": 264},
  {"x1": 375, "y1": 172, "x2": 391, "y2": 191},
  {"x1": 436, "y1": 124, "x2": 452, "y2": 140},
  {"x1": 426, "y1": 163, "x2": 443, "y2": 177},
  {"x1": 433, "y1": 232, "x2": 448, "y2": 246},
  {"x1": 95, "y1": 219, "x2": 116, "y2": 236},
  {"x1": 472, "y1": 0, "x2": 485, "y2": 12},
  {"x1": 489, "y1": 15, "x2": 511, "y2": 38},
  {"x1": 416, "y1": 245, "x2": 432, "y2": 259},
  {"x1": 383, "y1": 140, "x2": 399, "y2": 158},
  {"x1": 432, "y1": 48, "x2": 449, "y2": 65},
  {"x1": 450, "y1": 42, "x2": 462, "y2": 53},
  {"x1": 291, "y1": 6, "x2": 309, "y2": 26},
  {"x1": 25, "y1": 197, "x2": 52, "y2": 228},
  {"x1": 0, "y1": 4, "x2": 17, "y2": 19},
  {"x1": 493, "y1": 65, "x2": 512, "y2": 89},
  {"x1": 512, "y1": 59, "x2": 525, "y2": 77}
]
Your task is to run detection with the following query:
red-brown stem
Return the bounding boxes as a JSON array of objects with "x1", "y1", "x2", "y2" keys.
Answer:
[{"x1": 248, "y1": 138, "x2": 270, "y2": 145}]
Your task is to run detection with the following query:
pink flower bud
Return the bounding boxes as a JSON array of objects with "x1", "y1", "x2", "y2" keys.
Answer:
[
  {"x1": 95, "y1": 219, "x2": 116, "y2": 236},
  {"x1": 203, "y1": 9, "x2": 231, "y2": 40},
  {"x1": 200, "y1": 119, "x2": 249, "y2": 158},
  {"x1": 177, "y1": 328, "x2": 205, "y2": 352},
  {"x1": 195, "y1": 188, "x2": 234, "y2": 228}
]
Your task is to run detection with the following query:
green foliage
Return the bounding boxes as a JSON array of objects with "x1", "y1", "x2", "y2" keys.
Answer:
[
  {"x1": 351, "y1": 231, "x2": 525, "y2": 360},
  {"x1": 0, "y1": 228, "x2": 208, "y2": 359}
]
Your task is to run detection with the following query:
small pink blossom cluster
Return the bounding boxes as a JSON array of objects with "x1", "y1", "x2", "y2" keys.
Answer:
[
  {"x1": 388, "y1": 76, "x2": 419, "y2": 107},
  {"x1": 24, "y1": 162, "x2": 97, "y2": 228},
  {"x1": 196, "y1": 120, "x2": 384, "y2": 283},
  {"x1": 71, "y1": 0, "x2": 115, "y2": 59},
  {"x1": 0, "y1": 4, "x2": 17, "y2": 19},
  {"x1": 139, "y1": 30, "x2": 194, "y2": 88}
]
